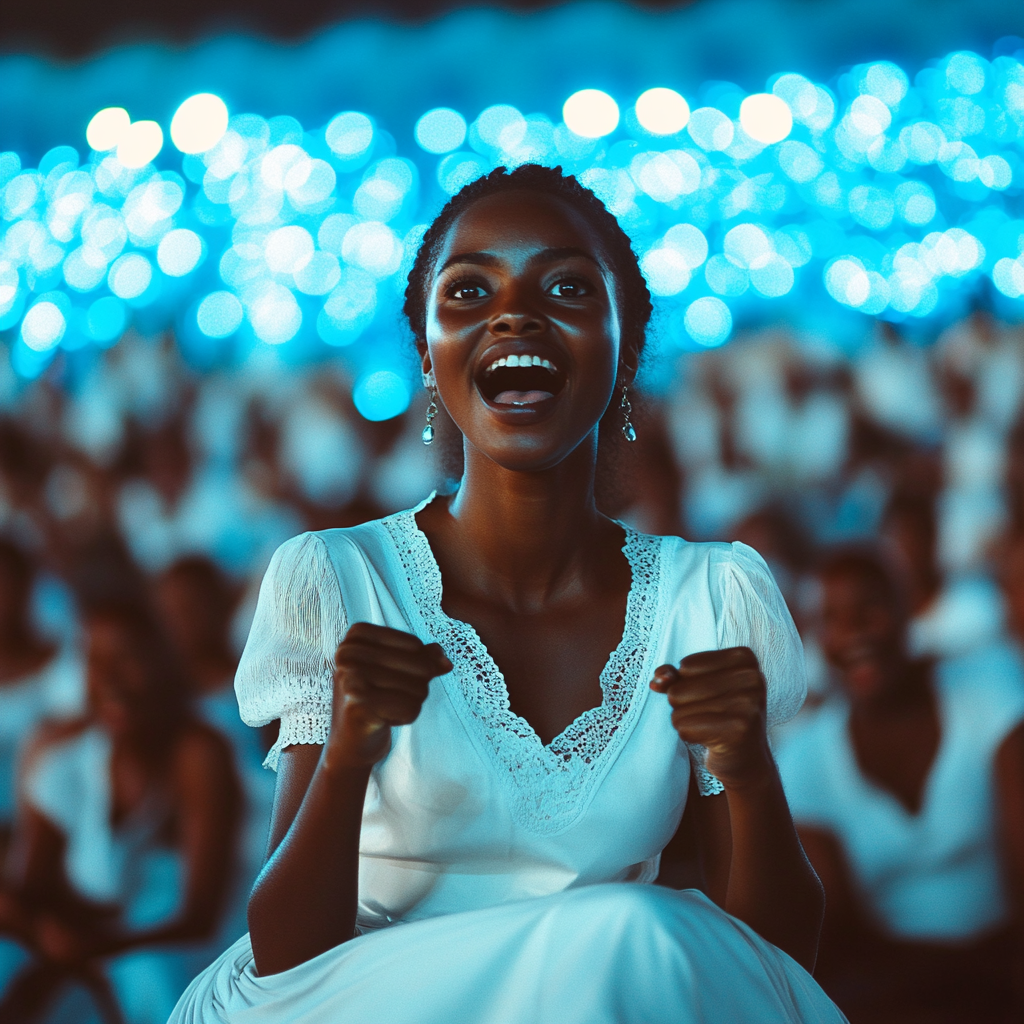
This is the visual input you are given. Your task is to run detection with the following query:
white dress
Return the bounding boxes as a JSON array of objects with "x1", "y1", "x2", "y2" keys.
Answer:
[
  {"x1": 777, "y1": 642, "x2": 1024, "y2": 942},
  {"x1": 170, "y1": 498, "x2": 845, "y2": 1024}
]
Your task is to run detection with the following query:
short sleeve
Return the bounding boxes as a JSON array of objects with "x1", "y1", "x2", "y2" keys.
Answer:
[
  {"x1": 692, "y1": 541, "x2": 808, "y2": 795},
  {"x1": 235, "y1": 532, "x2": 346, "y2": 770}
]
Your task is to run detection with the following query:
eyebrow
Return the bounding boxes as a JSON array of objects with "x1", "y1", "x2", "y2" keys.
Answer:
[{"x1": 439, "y1": 246, "x2": 603, "y2": 273}]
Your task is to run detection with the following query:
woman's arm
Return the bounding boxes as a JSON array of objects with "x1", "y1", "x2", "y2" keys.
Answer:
[
  {"x1": 246, "y1": 623, "x2": 451, "y2": 976},
  {"x1": 651, "y1": 647, "x2": 824, "y2": 971}
]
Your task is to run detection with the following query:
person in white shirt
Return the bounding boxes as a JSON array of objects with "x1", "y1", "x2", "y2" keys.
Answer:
[{"x1": 778, "y1": 547, "x2": 1024, "y2": 1022}]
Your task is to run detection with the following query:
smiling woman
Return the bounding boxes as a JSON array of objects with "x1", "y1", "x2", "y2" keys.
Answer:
[{"x1": 169, "y1": 166, "x2": 844, "y2": 1024}]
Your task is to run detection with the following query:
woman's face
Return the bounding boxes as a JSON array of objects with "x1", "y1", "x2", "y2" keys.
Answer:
[
  {"x1": 86, "y1": 617, "x2": 151, "y2": 736},
  {"x1": 423, "y1": 190, "x2": 625, "y2": 472},
  {"x1": 819, "y1": 570, "x2": 904, "y2": 701}
]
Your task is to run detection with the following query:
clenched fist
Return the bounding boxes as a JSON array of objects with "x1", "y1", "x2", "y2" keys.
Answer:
[
  {"x1": 650, "y1": 646, "x2": 771, "y2": 790},
  {"x1": 330, "y1": 622, "x2": 452, "y2": 767}
]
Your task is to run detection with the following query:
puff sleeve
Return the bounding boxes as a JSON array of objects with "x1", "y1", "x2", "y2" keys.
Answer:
[
  {"x1": 692, "y1": 541, "x2": 807, "y2": 795},
  {"x1": 234, "y1": 532, "x2": 347, "y2": 770}
]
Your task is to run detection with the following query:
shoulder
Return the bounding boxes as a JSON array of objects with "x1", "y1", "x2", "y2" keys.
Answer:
[
  {"x1": 642, "y1": 533, "x2": 751, "y2": 588},
  {"x1": 269, "y1": 505, "x2": 424, "y2": 576},
  {"x1": 938, "y1": 641, "x2": 1024, "y2": 743},
  {"x1": 776, "y1": 702, "x2": 848, "y2": 813},
  {"x1": 171, "y1": 721, "x2": 240, "y2": 790}
]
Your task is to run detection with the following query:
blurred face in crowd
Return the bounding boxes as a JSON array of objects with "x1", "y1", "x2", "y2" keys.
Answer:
[
  {"x1": 86, "y1": 615, "x2": 154, "y2": 737},
  {"x1": 819, "y1": 566, "x2": 906, "y2": 702},
  {"x1": 155, "y1": 570, "x2": 218, "y2": 657}
]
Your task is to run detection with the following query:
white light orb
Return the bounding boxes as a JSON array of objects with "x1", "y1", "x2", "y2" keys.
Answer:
[
  {"x1": 325, "y1": 112, "x2": 374, "y2": 158},
  {"x1": 108, "y1": 253, "x2": 153, "y2": 299},
  {"x1": 21, "y1": 301, "x2": 66, "y2": 352},
  {"x1": 635, "y1": 88, "x2": 690, "y2": 135},
  {"x1": 265, "y1": 225, "x2": 314, "y2": 275},
  {"x1": 170, "y1": 93, "x2": 229, "y2": 154},
  {"x1": 86, "y1": 108, "x2": 131, "y2": 152},
  {"x1": 563, "y1": 90, "x2": 620, "y2": 139},
  {"x1": 415, "y1": 108, "x2": 467, "y2": 154},
  {"x1": 247, "y1": 282, "x2": 302, "y2": 344},
  {"x1": 116, "y1": 121, "x2": 164, "y2": 169},
  {"x1": 684, "y1": 297, "x2": 732, "y2": 347},
  {"x1": 197, "y1": 291, "x2": 244, "y2": 338},
  {"x1": 739, "y1": 94, "x2": 792, "y2": 144},
  {"x1": 157, "y1": 229, "x2": 203, "y2": 277}
]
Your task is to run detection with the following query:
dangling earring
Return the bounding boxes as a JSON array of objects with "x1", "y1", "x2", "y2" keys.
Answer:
[
  {"x1": 422, "y1": 386, "x2": 438, "y2": 445},
  {"x1": 620, "y1": 384, "x2": 636, "y2": 442}
]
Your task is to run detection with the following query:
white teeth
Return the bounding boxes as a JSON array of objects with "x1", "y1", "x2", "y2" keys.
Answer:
[{"x1": 484, "y1": 355, "x2": 559, "y2": 374}]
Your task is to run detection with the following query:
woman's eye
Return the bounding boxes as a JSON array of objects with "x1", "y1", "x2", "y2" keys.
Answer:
[
  {"x1": 449, "y1": 282, "x2": 488, "y2": 301},
  {"x1": 548, "y1": 279, "x2": 589, "y2": 298}
]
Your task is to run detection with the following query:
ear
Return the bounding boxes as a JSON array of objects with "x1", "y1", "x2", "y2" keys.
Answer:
[
  {"x1": 415, "y1": 344, "x2": 432, "y2": 376},
  {"x1": 618, "y1": 342, "x2": 640, "y2": 386}
]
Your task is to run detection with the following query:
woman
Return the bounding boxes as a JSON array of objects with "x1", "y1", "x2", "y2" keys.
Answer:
[
  {"x1": 0, "y1": 601, "x2": 241, "y2": 1023},
  {"x1": 172, "y1": 165, "x2": 841, "y2": 1023},
  {"x1": 777, "y1": 548, "x2": 1024, "y2": 1022}
]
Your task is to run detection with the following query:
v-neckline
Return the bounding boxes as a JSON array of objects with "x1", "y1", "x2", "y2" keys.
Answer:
[
  {"x1": 839, "y1": 683, "x2": 948, "y2": 822},
  {"x1": 381, "y1": 497, "x2": 664, "y2": 834},
  {"x1": 405, "y1": 496, "x2": 642, "y2": 751}
]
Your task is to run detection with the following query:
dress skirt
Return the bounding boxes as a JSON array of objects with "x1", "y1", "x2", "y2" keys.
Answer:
[{"x1": 169, "y1": 884, "x2": 847, "y2": 1024}]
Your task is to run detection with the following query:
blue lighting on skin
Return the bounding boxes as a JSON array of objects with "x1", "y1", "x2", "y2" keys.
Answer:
[{"x1": 0, "y1": 39, "x2": 1023, "y2": 411}]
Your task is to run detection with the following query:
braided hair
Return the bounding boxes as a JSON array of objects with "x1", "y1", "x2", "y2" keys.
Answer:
[{"x1": 403, "y1": 164, "x2": 652, "y2": 369}]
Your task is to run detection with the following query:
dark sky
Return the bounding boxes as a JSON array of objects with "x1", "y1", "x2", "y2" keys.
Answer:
[{"x1": 2, "y1": 0, "x2": 688, "y2": 59}]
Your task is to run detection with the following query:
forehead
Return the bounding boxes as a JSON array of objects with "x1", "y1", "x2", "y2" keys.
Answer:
[{"x1": 434, "y1": 189, "x2": 609, "y2": 269}]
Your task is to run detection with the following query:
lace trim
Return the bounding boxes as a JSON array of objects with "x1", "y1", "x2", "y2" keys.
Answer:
[{"x1": 382, "y1": 506, "x2": 664, "y2": 836}]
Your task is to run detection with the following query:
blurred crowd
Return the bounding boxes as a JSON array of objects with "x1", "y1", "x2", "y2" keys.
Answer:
[{"x1": 0, "y1": 309, "x2": 1023, "y2": 1021}]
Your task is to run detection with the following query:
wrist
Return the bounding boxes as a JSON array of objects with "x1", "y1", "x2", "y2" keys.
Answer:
[
  {"x1": 321, "y1": 732, "x2": 380, "y2": 775},
  {"x1": 712, "y1": 745, "x2": 777, "y2": 795}
]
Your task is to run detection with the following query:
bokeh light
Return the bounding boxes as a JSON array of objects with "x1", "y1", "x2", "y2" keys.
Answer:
[
  {"x1": 739, "y1": 93, "x2": 793, "y2": 144},
  {"x1": 684, "y1": 297, "x2": 732, "y2": 347},
  {"x1": 21, "y1": 300, "x2": 67, "y2": 351},
  {"x1": 170, "y1": 94, "x2": 230, "y2": 154},
  {"x1": 353, "y1": 369, "x2": 411, "y2": 421},
  {"x1": 85, "y1": 295, "x2": 127, "y2": 342},
  {"x1": 415, "y1": 108, "x2": 468, "y2": 154},
  {"x1": 86, "y1": 108, "x2": 131, "y2": 152},
  {"x1": 197, "y1": 290, "x2": 244, "y2": 337},
  {"x1": 157, "y1": 228, "x2": 203, "y2": 276},
  {"x1": 117, "y1": 120, "x2": 164, "y2": 169},
  {"x1": 108, "y1": 253, "x2": 153, "y2": 299},
  {"x1": 563, "y1": 90, "x2": 620, "y2": 138},
  {"x1": 635, "y1": 88, "x2": 691, "y2": 135},
  {"x1": 0, "y1": 39, "x2": 1021, "y2": 387}
]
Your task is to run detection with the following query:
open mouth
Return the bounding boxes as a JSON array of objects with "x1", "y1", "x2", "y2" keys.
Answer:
[{"x1": 477, "y1": 354, "x2": 568, "y2": 407}]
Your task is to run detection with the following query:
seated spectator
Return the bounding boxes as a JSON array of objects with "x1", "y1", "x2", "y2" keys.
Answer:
[
  {"x1": 777, "y1": 548, "x2": 1024, "y2": 1024},
  {"x1": 153, "y1": 556, "x2": 275, "y2": 942},
  {"x1": 0, "y1": 601, "x2": 241, "y2": 1024},
  {"x1": 0, "y1": 540, "x2": 83, "y2": 836}
]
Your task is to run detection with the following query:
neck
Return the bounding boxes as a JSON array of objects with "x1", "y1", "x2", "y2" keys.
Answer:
[
  {"x1": 438, "y1": 432, "x2": 612, "y2": 609},
  {"x1": 852, "y1": 656, "x2": 930, "y2": 718}
]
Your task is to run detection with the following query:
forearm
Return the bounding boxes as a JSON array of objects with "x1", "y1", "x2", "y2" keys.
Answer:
[
  {"x1": 724, "y1": 766, "x2": 824, "y2": 971},
  {"x1": 247, "y1": 745, "x2": 371, "y2": 975}
]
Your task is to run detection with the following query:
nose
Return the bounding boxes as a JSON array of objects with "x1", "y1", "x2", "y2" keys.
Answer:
[{"x1": 489, "y1": 311, "x2": 543, "y2": 336}]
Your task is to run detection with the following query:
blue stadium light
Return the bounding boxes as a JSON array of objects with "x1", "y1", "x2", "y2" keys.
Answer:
[{"x1": 0, "y1": 39, "x2": 1022, "y2": 393}]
